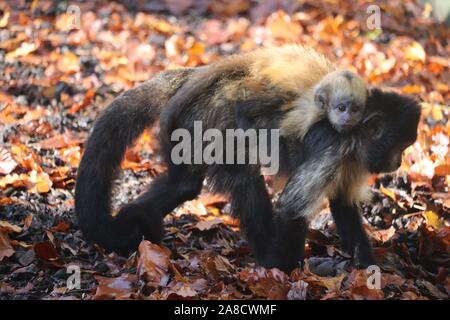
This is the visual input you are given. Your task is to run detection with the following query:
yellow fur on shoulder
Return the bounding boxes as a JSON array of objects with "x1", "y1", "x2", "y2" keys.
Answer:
[
  {"x1": 249, "y1": 45, "x2": 336, "y2": 93},
  {"x1": 280, "y1": 87, "x2": 325, "y2": 139}
]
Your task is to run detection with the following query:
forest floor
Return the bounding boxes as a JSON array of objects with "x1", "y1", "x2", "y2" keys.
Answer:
[{"x1": 0, "y1": 0, "x2": 449, "y2": 300}]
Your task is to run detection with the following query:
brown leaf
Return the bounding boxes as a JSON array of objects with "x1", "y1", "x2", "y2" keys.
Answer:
[
  {"x1": 51, "y1": 221, "x2": 70, "y2": 233},
  {"x1": 0, "y1": 231, "x2": 14, "y2": 261},
  {"x1": 10, "y1": 143, "x2": 41, "y2": 171},
  {"x1": 184, "y1": 199, "x2": 208, "y2": 216},
  {"x1": 39, "y1": 131, "x2": 83, "y2": 149},
  {"x1": 305, "y1": 274, "x2": 346, "y2": 293},
  {"x1": 93, "y1": 274, "x2": 137, "y2": 300},
  {"x1": 34, "y1": 241, "x2": 58, "y2": 261},
  {"x1": 381, "y1": 273, "x2": 405, "y2": 288},
  {"x1": 213, "y1": 255, "x2": 235, "y2": 274},
  {"x1": 346, "y1": 270, "x2": 384, "y2": 300},
  {"x1": 240, "y1": 267, "x2": 290, "y2": 299},
  {"x1": 209, "y1": 0, "x2": 250, "y2": 17},
  {"x1": 172, "y1": 284, "x2": 198, "y2": 298},
  {"x1": 195, "y1": 217, "x2": 224, "y2": 231},
  {"x1": 137, "y1": 240, "x2": 170, "y2": 286},
  {"x1": 0, "y1": 221, "x2": 22, "y2": 233},
  {"x1": 419, "y1": 279, "x2": 448, "y2": 299},
  {"x1": 435, "y1": 164, "x2": 450, "y2": 176},
  {"x1": 371, "y1": 226, "x2": 396, "y2": 243},
  {"x1": 21, "y1": 214, "x2": 33, "y2": 231}
]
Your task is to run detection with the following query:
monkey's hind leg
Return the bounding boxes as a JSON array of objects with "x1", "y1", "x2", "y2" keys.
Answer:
[
  {"x1": 209, "y1": 166, "x2": 274, "y2": 263},
  {"x1": 116, "y1": 165, "x2": 204, "y2": 251},
  {"x1": 329, "y1": 196, "x2": 376, "y2": 268}
]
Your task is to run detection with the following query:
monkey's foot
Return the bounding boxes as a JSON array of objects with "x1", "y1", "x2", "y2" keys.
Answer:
[
  {"x1": 117, "y1": 203, "x2": 165, "y2": 244},
  {"x1": 353, "y1": 245, "x2": 377, "y2": 269}
]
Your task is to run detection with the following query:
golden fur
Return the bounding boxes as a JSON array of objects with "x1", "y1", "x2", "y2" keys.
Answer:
[
  {"x1": 199, "y1": 45, "x2": 367, "y2": 140},
  {"x1": 249, "y1": 45, "x2": 335, "y2": 93}
]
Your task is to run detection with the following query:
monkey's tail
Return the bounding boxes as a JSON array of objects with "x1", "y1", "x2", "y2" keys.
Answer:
[{"x1": 74, "y1": 85, "x2": 162, "y2": 253}]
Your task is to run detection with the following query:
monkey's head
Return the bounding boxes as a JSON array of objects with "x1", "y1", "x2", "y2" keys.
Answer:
[
  {"x1": 358, "y1": 89, "x2": 421, "y2": 174},
  {"x1": 315, "y1": 70, "x2": 368, "y2": 133}
]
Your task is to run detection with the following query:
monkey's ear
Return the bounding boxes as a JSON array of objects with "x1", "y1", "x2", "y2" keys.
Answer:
[{"x1": 314, "y1": 88, "x2": 327, "y2": 110}]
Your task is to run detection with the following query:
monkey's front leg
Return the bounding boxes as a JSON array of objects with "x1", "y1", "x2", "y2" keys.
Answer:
[
  {"x1": 262, "y1": 152, "x2": 337, "y2": 272},
  {"x1": 329, "y1": 196, "x2": 376, "y2": 268}
]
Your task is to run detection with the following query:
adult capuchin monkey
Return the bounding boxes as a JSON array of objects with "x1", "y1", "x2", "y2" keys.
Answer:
[{"x1": 75, "y1": 45, "x2": 420, "y2": 272}]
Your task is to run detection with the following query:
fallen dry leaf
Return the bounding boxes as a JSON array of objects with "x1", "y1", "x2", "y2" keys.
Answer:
[
  {"x1": 94, "y1": 274, "x2": 137, "y2": 299},
  {"x1": 0, "y1": 147, "x2": 17, "y2": 175},
  {"x1": 0, "y1": 221, "x2": 22, "y2": 233},
  {"x1": 34, "y1": 241, "x2": 58, "y2": 261},
  {"x1": 137, "y1": 240, "x2": 170, "y2": 286},
  {"x1": 194, "y1": 217, "x2": 224, "y2": 231},
  {"x1": 0, "y1": 231, "x2": 14, "y2": 261},
  {"x1": 345, "y1": 269, "x2": 384, "y2": 300}
]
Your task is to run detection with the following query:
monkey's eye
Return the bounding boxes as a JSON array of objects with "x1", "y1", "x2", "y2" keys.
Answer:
[{"x1": 337, "y1": 104, "x2": 347, "y2": 112}]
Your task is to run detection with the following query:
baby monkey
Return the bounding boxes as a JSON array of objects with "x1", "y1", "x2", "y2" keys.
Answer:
[
  {"x1": 279, "y1": 69, "x2": 368, "y2": 141},
  {"x1": 314, "y1": 70, "x2": 368, "y2": 133}
]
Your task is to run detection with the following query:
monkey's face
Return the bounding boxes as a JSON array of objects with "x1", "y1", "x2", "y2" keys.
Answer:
[
  {"x1": 327, "y1": 97, "x2": 365, "y2": 132},
  {"x1": 315, "y1": 70, "x2": 368, "y2": 133},
  {"x1": 360, "y1": 89, "x2": 421, "y2": 174}
]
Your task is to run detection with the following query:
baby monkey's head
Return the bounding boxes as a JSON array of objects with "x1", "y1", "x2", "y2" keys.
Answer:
[{"x1": 314, "y1": 70, "x2": 368, "y2": 132}]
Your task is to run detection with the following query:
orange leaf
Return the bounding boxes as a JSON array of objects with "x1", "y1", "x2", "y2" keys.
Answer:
[
  {"x1": 57, "y1": 51, "x2": 80, "y2": 73},
  {"x1": 379, "y1": 185, "x2": 397, "y2": 201},
  {"x1": 39, "y1": 131, "x2": 83, "y2": 149},
  {"x1": 434, "y1": 164, "x2": 450, "y2": 176},
  {"x1": 267, "y1": 10, "x2": 302, "y2": 42},
  {"x1": 51, "y1": 221, "x2": 70, "y2": 233},
  {"x1": 27, "y1": 170, "x2": 52, "y2": 193},
  {"x1": 5, "y1": 42, "x2": 37, "y2": 61}
]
